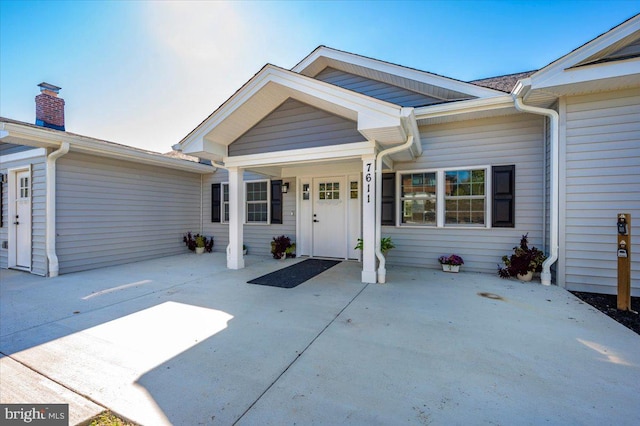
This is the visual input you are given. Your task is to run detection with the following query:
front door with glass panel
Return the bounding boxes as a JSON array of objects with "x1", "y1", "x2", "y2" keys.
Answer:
[
  {"x1": 15, "y1": 170, "x2": 32, "y2": 269},
  {"x1": 312, "y1": 177, "x2": 346, "y2": 258}
]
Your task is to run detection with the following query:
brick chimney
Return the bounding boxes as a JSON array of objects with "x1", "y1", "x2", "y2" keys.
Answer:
[{"x1": 35, "y1": 82, "x2": 65, "y2": 131}]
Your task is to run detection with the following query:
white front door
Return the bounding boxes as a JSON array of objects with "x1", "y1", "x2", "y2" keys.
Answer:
[
  {"x1": 312, "y1": 177, "x2": 346, "y2": 258},
  {"x1": 15, "y1": 170, "x2": 32, "y2": 269}
]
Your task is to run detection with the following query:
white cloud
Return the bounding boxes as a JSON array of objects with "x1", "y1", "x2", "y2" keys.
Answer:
[
  {"x1": 121, "y1": 1, "x2": 316, "y2": 152},
  {"x1": 145, "y1": 1, "x2": 249, "y2": 67}
]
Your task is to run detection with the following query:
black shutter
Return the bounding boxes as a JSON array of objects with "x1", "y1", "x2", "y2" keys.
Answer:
[
  {"x1": 492, "y1": 165, "x2": 515, "y2": 228},
  {"x1": 381, "y1": 173, "x2": 395, "y2": 226},
  {"x1": 211, "y1": 183, "x2": 221, "y2": 223},
  {"x1": 271, "y1": 180, "x2": 283, "y2": 224}
]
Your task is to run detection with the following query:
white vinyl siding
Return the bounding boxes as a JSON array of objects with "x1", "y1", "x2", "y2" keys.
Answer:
[
  {"x1": 563, "y1": 88, "x2": 640, "y2": 295},
  {"x1": 386, "y1": 114, "x2": 545, "y2": 274},
  {"x1": 55, "y1": 152, "x2": 202, "y2": 274}
]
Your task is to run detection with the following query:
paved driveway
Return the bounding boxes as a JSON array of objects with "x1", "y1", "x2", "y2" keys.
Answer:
[{"x1": 1, "y1": 254, "x2": 639, "y2": 425}]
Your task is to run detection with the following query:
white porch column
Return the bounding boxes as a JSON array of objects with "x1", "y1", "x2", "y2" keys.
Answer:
[
  {"x1": 361, "y1": 155, "x2": 377, "y2": 283},
  {"x1": 227, "y1": 166, "x2": 245, "y2": 269}
]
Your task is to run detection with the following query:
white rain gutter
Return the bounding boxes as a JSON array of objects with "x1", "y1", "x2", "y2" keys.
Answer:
[
  {"x1": 512, "y1": 81, "x2": 559, "y2": 286},
  {"x1": 46, "y1": 142, "x2": 70, "y2": 277},
  {"x1": 375, "y1": 134, "x2": 414, "y2": 283}
]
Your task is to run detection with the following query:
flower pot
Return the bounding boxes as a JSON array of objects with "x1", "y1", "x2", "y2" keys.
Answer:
[
  {"x1": 195, "y1": 247, "x2": 205, "y2": 254},
  {"x1": 243, "y1": 249, "x2": 248, "y2": 256},
  {"x1": 517, "y1": 271, "x2": 533, "y2": 281},
  {"x1": 441, "y1": 264, "x2": 460, "y2": 273}
]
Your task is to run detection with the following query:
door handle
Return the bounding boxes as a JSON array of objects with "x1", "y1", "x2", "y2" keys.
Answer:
[
  {"x1": 13, "y1": 222, "x2": 19, "y2": 225},
  {"x1": 313, "y1": 219, "x2": 319, "y2": 223}
]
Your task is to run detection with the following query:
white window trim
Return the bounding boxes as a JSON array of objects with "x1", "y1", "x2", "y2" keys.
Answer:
[
  {"x1": 396, "y1": 165, "x2": 492, "y2": 229},
  {"x1": 220, "y1": 179, "x2": 272, "y2": 225},
  {"x1": 221, "y1": 182, "x2": 229, "y2": 224},
  {"x1": 245, "y1": 179, "x2": 270, "y2": 225},
  {"x1": 397, "y1": 170, "x2": 438, "y2": 227}
]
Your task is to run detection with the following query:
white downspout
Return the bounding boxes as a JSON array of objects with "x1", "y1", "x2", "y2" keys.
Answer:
[
  {"x1": 200, "y1": 174, "x2": 204, "y2": 233},
  {"x1": 375, "y1": 135, "x2": 414, "y2": 283},
  {"x1": 513, "y1": 96, "x2": 558, "y2": 286},
  {"x1": 46, "y1": 142, "x2": 70, "y2": 277}
]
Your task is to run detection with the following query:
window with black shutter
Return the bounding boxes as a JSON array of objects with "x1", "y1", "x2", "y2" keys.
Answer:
[
  {"x1": 492, "y1": 165, "x2": 515, "y2": 228},
  {"x1": 381, "y1": 173, "x2": 395, "y2": 226},
  {"x1": 211, "y1": 183, "x2": 221, "y2": 223},
  {"x1": 270, "y1": 180, "x2": 283, "y2": 224}
]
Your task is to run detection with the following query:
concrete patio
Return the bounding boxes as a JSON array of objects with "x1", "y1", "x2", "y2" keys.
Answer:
[{"x1": 1, "y1": 253, "x2": 639, "y2": 425}]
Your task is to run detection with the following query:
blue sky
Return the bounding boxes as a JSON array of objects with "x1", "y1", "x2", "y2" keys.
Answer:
[{"x1": 1, "y1": 1, "x2": 638, "y2": 152}]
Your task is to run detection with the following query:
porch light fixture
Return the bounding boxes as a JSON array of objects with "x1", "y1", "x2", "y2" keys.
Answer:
[{"x1": 282, "y1": 182, "x2": 289, "y2": 193}]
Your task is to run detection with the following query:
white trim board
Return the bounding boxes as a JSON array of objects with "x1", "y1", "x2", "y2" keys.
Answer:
[{"x1": 0, "y1": 148, "x2": 47, "y2": 163}]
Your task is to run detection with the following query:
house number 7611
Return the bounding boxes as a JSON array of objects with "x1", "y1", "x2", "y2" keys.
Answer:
[{"x1": 365, "y1": 162, "x2": 372, "y2": 203}]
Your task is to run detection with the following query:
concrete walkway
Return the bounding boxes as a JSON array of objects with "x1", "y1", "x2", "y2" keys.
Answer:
[{"x1": 1, "y1": 254, "x2": 639, "y2": 425}]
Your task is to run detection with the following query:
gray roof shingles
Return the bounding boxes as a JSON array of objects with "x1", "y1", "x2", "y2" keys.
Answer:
[{"x1": 469, "y1": 70, "x2": 537, "y2": 93}]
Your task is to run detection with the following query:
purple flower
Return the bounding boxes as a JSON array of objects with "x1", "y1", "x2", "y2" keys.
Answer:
[{"x1": 438, "y1": 254, "x2": 464, "y2": 265}]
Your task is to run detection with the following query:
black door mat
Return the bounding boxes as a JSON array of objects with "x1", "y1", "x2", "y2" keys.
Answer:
[{"x1": 247, "y1": 259, "x2": 341, "y2": 289}]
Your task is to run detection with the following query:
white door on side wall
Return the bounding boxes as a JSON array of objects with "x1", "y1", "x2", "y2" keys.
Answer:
[
  {"x1": 15, "y1": 170, "x2": 32, "y2": 269},
  {"x1": 312, "y1": 177, "x2": 346, "y2": 258}
]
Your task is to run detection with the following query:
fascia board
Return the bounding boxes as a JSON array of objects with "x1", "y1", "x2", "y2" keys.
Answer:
[
  {"x1": 531, "y1": 16, "x2": 640, "y2": 88},
  {"x1": 269, "y1": 70, "x2": 402, "y2": 118},
  {"x1": 223, "y1": 141, "x2": 376, "y2": 168},
  {"x1": 179, "y1": 66, "x2": 279, "y2": 151},
  {"x1": 532, "y1": 59, "x2": 640, "y2": 90},
  {"x1": 291, "y1": 46, "x2": 332, "y2": 73},
  {"x1": 292, "y1": 46, "x2": 503, "y2": 98},
  {"x1": 1, "y1": 122, "x2": 213, "y2": 173},
  {"x1": 414, "y1": 95, "x2": 514, "y2": 120},
  {"x1": 0, "y1": 122, "x2": 64, "y2": 148},
  {"x1": 67, "y1": 135, "x2": 214, "y2": 173}
]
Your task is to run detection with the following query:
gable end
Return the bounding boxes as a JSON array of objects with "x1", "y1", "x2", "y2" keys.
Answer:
[{"x1": 228, "y1": 98, "x2": 363, "y2": 157}]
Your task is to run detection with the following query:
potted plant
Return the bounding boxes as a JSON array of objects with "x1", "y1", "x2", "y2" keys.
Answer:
[
  {"x1": 243, "y1": 244, "x2": 248, "y2": 256},
  {"x1": 498, "y1": 233, "x2": 546, "y2": 281},
  {"x1": 183, "y1": 232, "x2": 214, "y2": 254},
  {"x1": 438, "y1": 254, "x2": 464, "y2": 272},
  {"x1": 354, "y1": 237, "x2": 395, "y2": 255},
  {"x1": 271, "y1": 235, "x2": 292, "y2": 260},
  {"x1": 285, "y1": 243, "x2": 296, "y2": 258},
  {"x1": 195, "y1": 235, "x2": 206, "y2": 254}
]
